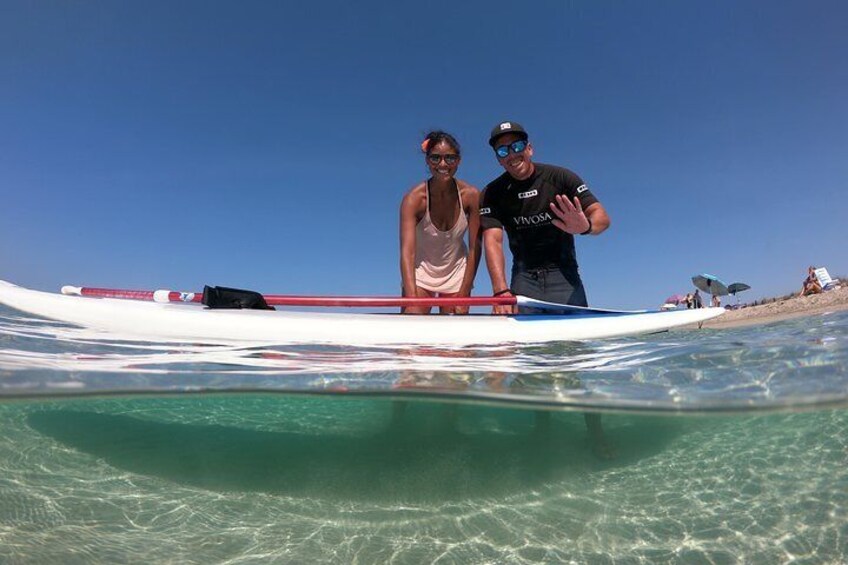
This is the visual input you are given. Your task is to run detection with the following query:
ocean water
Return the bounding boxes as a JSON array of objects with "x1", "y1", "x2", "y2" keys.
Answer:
[{"x1": 1, "y1": 306, "x2": 847, "y2": 563}]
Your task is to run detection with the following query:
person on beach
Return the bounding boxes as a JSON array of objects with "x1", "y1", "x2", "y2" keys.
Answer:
[
  {"x1": 712, "y1": 294, "x2": 721, "y2": 308},
  {"x1": 400, "y1": 131, "x2": 481, "y2": 314},
  {"x1": 693, "y1": 289, "x2": 703, "y2": 308},
  {"x1": 479, "y1": 120, "x2": 613, "y2": 458},
  {"x1": 799, "y1": 266, "x2": 823, "y2": 296}
]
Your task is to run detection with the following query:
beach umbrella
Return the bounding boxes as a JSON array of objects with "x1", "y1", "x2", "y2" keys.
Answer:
[
  {"x1": 692, "y1": 274, "x2": 729, "y2": 296},
  {"x1": 727, "y1": 282, "x2": 751, "y2": 306},
  {"x1": 727, "y1": 283, "x2": 751, "y2": 296},
  {"x1": 664, "y1": 294, "x2": 686, "y2": 305}
]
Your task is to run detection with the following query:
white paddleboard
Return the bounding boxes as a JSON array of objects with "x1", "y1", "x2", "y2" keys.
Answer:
[{"x1": 0, "y1": 280, "x2": 724, "y2": 346}]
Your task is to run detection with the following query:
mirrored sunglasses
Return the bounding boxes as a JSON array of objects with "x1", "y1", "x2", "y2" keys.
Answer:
[{"x1": 495, "y1": 139, "x2": 528, "y2": 158}]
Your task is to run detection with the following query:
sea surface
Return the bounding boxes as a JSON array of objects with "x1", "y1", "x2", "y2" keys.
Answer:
[{"x1": 1, "y1": 305, "x2": 847, "y2": 563}]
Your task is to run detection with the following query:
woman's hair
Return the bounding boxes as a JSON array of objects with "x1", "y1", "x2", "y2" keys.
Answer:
[{"x1": 420, "y1": 130, "x2": 461, "y2": 155}]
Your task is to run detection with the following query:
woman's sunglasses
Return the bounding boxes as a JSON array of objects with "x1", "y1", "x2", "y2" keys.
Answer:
[
  {"x1": 494, "y1": 139, "x2": 528, "y2": 158},
  {"x1": 427, "y1": 153, "x2": 460, "y2": 165}
]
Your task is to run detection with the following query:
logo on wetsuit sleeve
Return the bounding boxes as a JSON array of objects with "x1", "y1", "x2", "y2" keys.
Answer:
[
  {"x1": 576, "y1": 184, "x2": 588, "y2": 194},
  {"x1": 517, "y1": 189, "x2": 538, "y2": 200},
  {"x1": 479, "y1": 207, "x2": 491, "y2": 215}
]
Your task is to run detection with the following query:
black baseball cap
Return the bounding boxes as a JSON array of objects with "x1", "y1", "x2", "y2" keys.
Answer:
[{"x1": 488, "y1": 120, "x2": 528, "y2": 147}]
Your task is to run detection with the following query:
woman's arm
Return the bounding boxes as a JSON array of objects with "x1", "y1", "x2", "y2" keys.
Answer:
[
  {"x1": 453, "y1": 186, "x2": 481, "y2": 314},
  {"x1": 399, "y1": 189, "x2": 422, "y2": 298},
  {"x1": 458, "y1": 186, "x2": 481, "y2": 295}
]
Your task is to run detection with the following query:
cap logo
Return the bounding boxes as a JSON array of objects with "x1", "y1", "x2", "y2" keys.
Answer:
[{"x1": 499, "y1": 122, "x2": 512, "y2": 131}]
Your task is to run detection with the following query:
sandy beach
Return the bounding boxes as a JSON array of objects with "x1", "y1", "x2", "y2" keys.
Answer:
[{"x1": 697, "y1": 286, "x2": 848, "y2": 329}]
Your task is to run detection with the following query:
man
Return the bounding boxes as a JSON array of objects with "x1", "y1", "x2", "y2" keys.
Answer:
[
  {"x1": 693, "y1": 289, "x2": 702, "y2": 308},
  {"x1": 480, "y1": 120, "x2": 613, "y2": 458},
  {"x1": 480, "y1": 120, "x2": 610, "y2": 314}
]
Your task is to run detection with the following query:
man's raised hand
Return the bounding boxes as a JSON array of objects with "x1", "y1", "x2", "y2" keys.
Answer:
[{"x1": 550, "y1": 194, "x2": 590, "y2": 234}]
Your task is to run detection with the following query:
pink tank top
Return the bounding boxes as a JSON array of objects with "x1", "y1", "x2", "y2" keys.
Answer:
[{"x1": 414, "y1": 180, "x2": 468, "y2": 293}]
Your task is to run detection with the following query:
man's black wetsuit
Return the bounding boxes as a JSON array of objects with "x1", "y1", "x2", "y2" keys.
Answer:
[{"x1": 480, "y1": 163, "x2": 599, "y2": 308}]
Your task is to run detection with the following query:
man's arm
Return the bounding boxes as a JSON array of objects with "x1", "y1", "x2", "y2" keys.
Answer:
[
  {"x1": 483, "y1": 228, "x2": 516, "y2": 315},
  {"x1": 582, "y1": 202, "x2": 611, "y2": 235}
]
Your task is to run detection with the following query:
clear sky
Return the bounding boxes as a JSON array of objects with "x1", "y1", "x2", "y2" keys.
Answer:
[{"x1": 1, "y1": 1, "x2": 846, "y2": 309}]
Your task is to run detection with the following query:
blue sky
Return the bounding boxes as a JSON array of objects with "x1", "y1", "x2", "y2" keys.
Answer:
[{"x1": 1, "y1": 1, "x2": 846, "y2": 309}]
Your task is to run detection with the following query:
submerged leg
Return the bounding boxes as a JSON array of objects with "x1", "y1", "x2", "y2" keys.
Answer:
[
  {"x1": 534, "y1": 410, "x2": 552, "y2": 435},
  {"x1": 391, "y1": 400, "x2": 407, "y2": 425},
  {"x1": 585, "y1": 413, "x2": 616, "y2": 460},
  {"x1": 442, "y1": 403, "x2": 459, "y2": 431}
]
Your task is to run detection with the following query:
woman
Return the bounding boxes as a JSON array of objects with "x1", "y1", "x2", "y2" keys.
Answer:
[
  {"x1": 799, "y1": 266, "x2": 823, "y2": 296},
  {"x1": 400, "y1": 131, "x2": 480, "y2": 314}
]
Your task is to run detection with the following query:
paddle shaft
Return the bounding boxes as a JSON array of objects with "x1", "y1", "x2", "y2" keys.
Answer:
[
  {"x1": 61, "y1": 286, "x2": 643, "y2": 314},
  {"x1": 61, "y1": 286, "x2": 517, "y2": 308}
]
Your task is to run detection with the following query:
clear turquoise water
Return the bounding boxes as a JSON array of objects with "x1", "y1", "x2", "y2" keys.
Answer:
[{"x1": 1, "y1": 307, "x2": 847, "y2": 562}]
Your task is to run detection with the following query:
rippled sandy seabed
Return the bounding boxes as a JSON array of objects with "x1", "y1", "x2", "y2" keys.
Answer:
[
  {"x1": 0, "y1": 398, "x2": 846, "y2": 563},
  {"x1": 0, "y1": 308, "x2": 847, "y2": 562}
]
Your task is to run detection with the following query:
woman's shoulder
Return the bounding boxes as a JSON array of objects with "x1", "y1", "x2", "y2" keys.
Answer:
[
  {"x1": 456, "y1": 179, "x2": 480, "y2": 195},
  {"x1": 456, "y1": 179, "x2": 480, "y2": 208},
  {"x1": 402, "y1": 181, "x2": 427, "y2": 200},
  {"x1": 400, "y1": 181, "x2": 428, "y2": 212}
]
